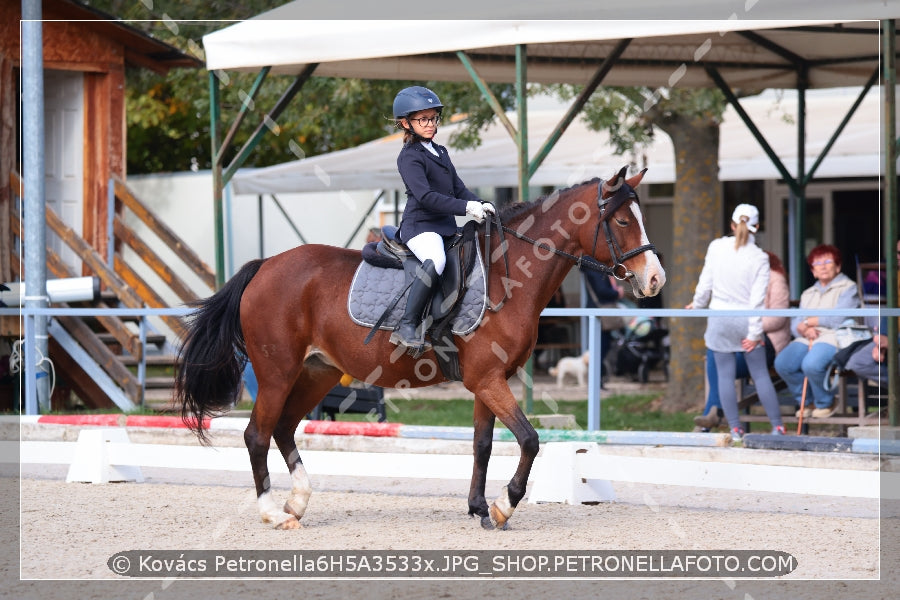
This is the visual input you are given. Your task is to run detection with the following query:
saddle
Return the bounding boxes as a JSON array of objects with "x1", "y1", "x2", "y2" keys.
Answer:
[{"x1": 349, "y1": 221, "x2": 487, "y2": 380}]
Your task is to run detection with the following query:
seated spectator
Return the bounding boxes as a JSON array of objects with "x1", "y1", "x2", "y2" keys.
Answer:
[
  {"x1": 774, "y1": 244, "x2": 860, "y2": 419},
  {"x1": 843, "y1": 334, "x2": 889, "y2": 386},
  {"x1": 694, "y1": 251, "x2": 791, "y2": 430}
]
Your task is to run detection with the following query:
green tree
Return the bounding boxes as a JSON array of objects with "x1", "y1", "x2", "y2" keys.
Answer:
[{"x1": 555, "y1": 85, "x2": 729, "y2": 411}]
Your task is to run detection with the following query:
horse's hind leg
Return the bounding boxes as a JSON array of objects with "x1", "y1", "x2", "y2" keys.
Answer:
[
  {"x1": 272, "y1": 360, "x2": 342, "y2": 523},
  {"x1": 468, "y1": 398, "x2": 496, "y2": 529},
  {"x1": 245, "y1": 403, "x2": 301, "y2": 529}
]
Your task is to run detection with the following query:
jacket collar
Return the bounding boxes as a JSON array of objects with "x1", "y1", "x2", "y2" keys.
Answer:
[{"x1": 415, "y1": 140, "x2": 447, "y2": 165}]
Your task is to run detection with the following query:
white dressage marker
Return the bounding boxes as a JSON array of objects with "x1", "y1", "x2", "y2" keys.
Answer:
[
  {"x1": 528, "y1": 442, "x2": 615, "y2": 504},
  {"x1": 528, "y1": 442, "x2": 882, "y2": 503},
  {"x1": 65, "y1": 429, "x2": 144, "y2": 484}
]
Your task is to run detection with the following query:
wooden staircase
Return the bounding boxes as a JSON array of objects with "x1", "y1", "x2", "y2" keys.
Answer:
[{"x1": 9, "y1": 172, "x2": 216, "y2": 412}]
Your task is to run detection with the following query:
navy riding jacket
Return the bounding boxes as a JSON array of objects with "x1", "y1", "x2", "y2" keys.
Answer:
[{"x1": 396, "y1": 141, "x2": 481, "y2": 242}]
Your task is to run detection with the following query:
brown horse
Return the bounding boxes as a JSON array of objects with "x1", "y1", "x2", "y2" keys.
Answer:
[{"x1": 175, "y1": 166, "x2": 665, "y2": 530}]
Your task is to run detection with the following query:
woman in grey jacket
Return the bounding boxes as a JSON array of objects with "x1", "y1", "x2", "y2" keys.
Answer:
[{"x1": 774, "y1": 244, "x2": 860, "y2": 418}]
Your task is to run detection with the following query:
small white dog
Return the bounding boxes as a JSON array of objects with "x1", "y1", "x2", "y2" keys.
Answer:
[{"x1": 548, "y1": 352, "x2": 590, "y2": 387}]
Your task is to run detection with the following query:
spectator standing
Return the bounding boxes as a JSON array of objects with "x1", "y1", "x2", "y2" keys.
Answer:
[
  {"x1": 687, "y1": 204, "x2": 785, "y2": 441},
  {"x1": 694, "y1": 251, "x2": 791, "y2": 430},
  {"x1": 774, "y1": 244, "x2": 860, "y2": 419}
]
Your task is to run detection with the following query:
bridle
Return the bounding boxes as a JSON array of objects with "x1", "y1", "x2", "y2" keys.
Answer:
[
  {"x1": 483, "y1": 180, "x2": 657, "y2": 312},
  {"x1": 590, "y1": 180, "x2": 658, "y2": 280}
]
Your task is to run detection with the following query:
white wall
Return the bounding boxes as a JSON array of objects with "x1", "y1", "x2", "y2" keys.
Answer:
[
  {"x1": 123, "y1": 171, "x2": 382, "y2": 341},
  {"x1": 126, "y1": 171, "x2": 381, "y2": 283}
]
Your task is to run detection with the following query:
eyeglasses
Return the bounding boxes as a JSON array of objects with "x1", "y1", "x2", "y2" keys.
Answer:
[
  {"x1": 811, "y1": 259, "x2": 834, "y2": 267},
  {"x1": 409, "y1": 115, "x2": 441, "y2": 126}
]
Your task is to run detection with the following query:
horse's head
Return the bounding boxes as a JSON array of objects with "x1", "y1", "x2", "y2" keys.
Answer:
[{"x1": 580, "y1": 166, "x2": 666, "y2": 298}]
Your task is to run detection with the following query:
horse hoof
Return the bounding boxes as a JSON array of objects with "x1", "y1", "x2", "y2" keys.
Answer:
[
  {"x1": 489, "y1": 504, "x2": 510, "y2": 530},
  {"x1": 480, "y1": 515, "x2": 494, "y2": 530},
  {"x1": 275, "y1": 517, "x2": 301, "y2": 530}
]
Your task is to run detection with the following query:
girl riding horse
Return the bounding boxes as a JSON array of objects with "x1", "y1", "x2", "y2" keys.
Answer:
[{"x1": 175, "y1": 167, "x2": 665, "y2": 530}]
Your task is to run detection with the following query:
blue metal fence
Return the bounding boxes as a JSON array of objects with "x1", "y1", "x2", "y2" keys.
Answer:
[{"x1": 3, "y1": 306, "x2": 896, "y2": 430}]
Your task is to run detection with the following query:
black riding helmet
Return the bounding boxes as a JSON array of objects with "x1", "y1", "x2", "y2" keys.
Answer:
[{"x1": 393, "y1": 86, "x2": 444, "y2": 120}]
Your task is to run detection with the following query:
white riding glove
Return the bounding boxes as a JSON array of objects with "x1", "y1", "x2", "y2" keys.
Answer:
[
  {"x1": 466, "y1": 201, "x2": 486, "y2": 222},
  {"x1": 482, "y1": 202, "x2": 496, "y2": 216}
]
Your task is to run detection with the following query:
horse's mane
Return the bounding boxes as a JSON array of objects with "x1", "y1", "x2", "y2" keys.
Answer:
[{"x1": 495, "y1": 177, "x2": 601, "y2": 225}]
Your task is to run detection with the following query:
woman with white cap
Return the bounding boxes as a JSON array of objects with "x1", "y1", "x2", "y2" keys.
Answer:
[{"x1": 686, "y1": 204, "x2": 785, "y2": 441}]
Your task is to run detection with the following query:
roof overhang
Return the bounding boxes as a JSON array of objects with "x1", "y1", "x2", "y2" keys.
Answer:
[{"x1": 51, "y1": 0, "x2": 203, "y2": 72}]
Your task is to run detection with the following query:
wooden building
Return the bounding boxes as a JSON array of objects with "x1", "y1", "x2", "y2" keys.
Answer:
[
  {"x1": 0, "y1": 0, "x2": 201, "y2": 282},
  {"x1": 0, "y1": 0, "x2": 205, "y2": 411}
]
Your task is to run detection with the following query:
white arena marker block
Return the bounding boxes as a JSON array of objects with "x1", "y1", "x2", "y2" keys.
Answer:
[
  {"x1": 528, "y1": 442, "x2": 615, "y2": 505},
  {"x1": 66, "y1": 429, "x2": 144, "y2": 484}
]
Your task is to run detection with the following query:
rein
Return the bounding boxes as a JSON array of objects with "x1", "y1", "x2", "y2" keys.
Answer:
[{"x1": 482, "y1": 181, "x2": 657, "y2": 312}]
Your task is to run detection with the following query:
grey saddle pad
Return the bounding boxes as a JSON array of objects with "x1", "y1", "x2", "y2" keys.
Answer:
[{"x1": 348, "y1": 245, "x2": 488, "y2": 337}]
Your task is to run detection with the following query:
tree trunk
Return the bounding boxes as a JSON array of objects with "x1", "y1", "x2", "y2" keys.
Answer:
[{"x1": 655, "y1": 115, "x2": 722, "y2": 412}]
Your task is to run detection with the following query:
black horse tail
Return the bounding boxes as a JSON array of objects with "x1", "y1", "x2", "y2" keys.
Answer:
[{"x1": 175, "y1": 259, "x2": 266, "y2": 443}]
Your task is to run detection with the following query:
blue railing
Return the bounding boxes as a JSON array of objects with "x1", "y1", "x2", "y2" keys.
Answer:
[{"x1": 3, "y1": 306, "x2": 896, "y2": 429}]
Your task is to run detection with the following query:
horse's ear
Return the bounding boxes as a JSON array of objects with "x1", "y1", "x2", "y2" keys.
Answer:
[
  {"x1": 626, "y1": 167, "x2": 648, "y2": 190},
  {"x1": 601, "y1": 165, "x2": 630, "y2": 198}
]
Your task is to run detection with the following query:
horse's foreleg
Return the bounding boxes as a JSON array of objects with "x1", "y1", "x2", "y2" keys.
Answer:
[
  {"x1": 468, "y1": 398, "x2": 496, "y2": 529},
  {"x1": 472, "y1": 384, "x2": 539, "y2": 530},
  {"x1": 491, "y1": 409, "x2": 538, "y2": 529}
]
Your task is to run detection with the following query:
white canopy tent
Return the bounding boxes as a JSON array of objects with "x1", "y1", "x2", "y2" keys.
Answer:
[
  {"x1": 204, "y1": 12, "x2": 885, "y2": 90},
  {"x1": 231, "y1": 88, "x2": 883, "y2": 195}
]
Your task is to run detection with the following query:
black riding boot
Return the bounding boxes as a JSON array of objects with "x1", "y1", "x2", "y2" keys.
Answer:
[{"x1": 390, "y1": 259, "x2": 438, "y2": 349}]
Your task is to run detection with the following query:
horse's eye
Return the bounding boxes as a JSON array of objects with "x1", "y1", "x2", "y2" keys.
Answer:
[{"x1": 615, "y1": 218, "x2": 629, "y2": 227}]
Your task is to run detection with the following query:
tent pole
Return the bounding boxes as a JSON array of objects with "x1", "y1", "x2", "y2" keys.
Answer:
[
  {"x1": 456, "y1": 51, "x2": 517, "y2": 139},
  {"x1": 516, "y1": 44, "x2": 528, "y2": 205},
  {"x1": 222, "y1": 64, "x2": 318, "y2": 184},
  {"x1": 218, "y1": 66, "x2": 271, "y2": 160},
  {"x1": 528, "y1": 38, "x2": 631, "y2": 179},
  {"x1": 343, "y1": 190, "x2": 386, "y2": 248},
  {"x1": 209, "y1": 71, "x2": 225, "y2": 287},
  {"x1": 883, "y1": 19, "x2": 898, "y2": 427},
  {"x1": 794, "y1": 69, "x2": 808, "y2": 299},
  {"x1": 802, "y1": 70, "x2": 878, "y2": 186},
  {"x1": 704, "y1": 67, "x2": 800, "y2": 195},
  {"x1": 706, "y1": 65, "x2": 806, "y2": 294},
  {"x1": 257, "y1": 194, "x2": 264, "y2": 259},
  {"x1": 270, "y1": 194, "x2": 308, "y2": 245},
  {"x1": 515, "y1": 44, "x2": 534, "y2": 415}
]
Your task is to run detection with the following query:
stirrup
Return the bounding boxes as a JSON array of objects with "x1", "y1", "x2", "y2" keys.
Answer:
[{"x1": 389, "y1": 329, "x2": 431, "y2": 357}]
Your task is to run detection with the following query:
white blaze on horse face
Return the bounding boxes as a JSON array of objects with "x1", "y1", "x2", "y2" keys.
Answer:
[{"x1": 628, "y1": 203, "x2": 666, "y2": 295}]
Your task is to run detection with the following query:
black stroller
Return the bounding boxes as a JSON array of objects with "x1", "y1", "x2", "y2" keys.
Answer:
[{"x1": 607, "y1": 315, "x2": 669, "y2": 383}]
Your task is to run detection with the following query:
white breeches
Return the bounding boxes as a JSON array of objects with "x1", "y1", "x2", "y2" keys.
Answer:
[{"x1": 405, "y1": 231, "x2": 447, "y2": 275}]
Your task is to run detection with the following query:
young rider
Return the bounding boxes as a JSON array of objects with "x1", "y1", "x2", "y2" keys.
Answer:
[{"x1": 391, "y1": 85, "x2": 495, "y2": 349}]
